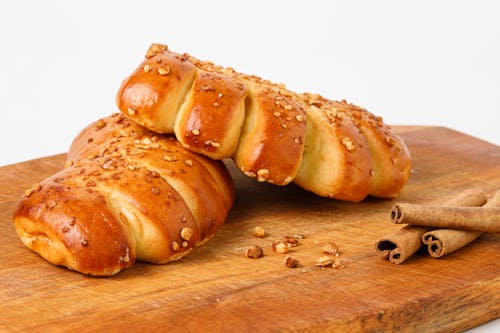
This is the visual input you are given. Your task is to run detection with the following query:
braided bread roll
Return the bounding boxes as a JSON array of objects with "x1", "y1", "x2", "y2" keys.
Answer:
[
  {"x1": 13, "y1": 114, "x2": 234, "y2": 276},
  {"x1": 117, "y1": 43, "x2": 411, "y2": 202}
]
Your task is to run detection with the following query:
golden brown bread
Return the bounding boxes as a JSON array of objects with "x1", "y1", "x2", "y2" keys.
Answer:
[
  {"x1": 13, "y1": 114, "x2": 234, "y2": 276},
  {"x1": 117, "y1": 43, "x2": 411, "y2": 201}
]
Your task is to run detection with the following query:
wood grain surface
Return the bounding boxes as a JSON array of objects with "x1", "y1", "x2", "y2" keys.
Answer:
[{"x1": 0, "y1": 126, "x2": 499, "y2": 332}]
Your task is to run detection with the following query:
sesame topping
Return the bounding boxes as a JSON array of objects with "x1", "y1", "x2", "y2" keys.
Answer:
[
  {"x1": 182, "y1": 241, "x2": 189, "y2": 247},
  {"x1": 180, "y1": 227, "x2": 194, "y2": 241},
  {"x1": 213, "y1": 102, "x2": 219, "y2": 107},
  {"x1": 341, "y1": 137, "x2": 355, "y2": 151},
  {"x1": 157, "y1": 66, "x2": 170, "y2": 75},
  {"x1": 281, "y1": 123, "x2": 287, "y2": 129},
  {"x1": 217, "y1": 93, "x2": 223, "y2": 98},
  {"x1": 127, "y1": 107, "x2": 137, "y2": 116},
  {"x1": 191, "y1": 128, "x2": 200, "y2": 136},
  {"x1": 273, "y1": 111, "x2": 281, "y2": 117},
  {"x1": 295, "y1": 115, "x2": 304, "y2": 122}
]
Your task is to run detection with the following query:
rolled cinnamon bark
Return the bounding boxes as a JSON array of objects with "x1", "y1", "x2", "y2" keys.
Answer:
[
  {"x1": 422, "y1": 190, "x2": 500, "y2": 258},
  {"x1": 375, "y1": 226, "x2": 428, "y2": 264},
  {"x1": 391, "y1": 205, "x2": 500, "y2": 232},
  {"x1": 375, "y1": 188, "x2": 487, "y2": 264}
]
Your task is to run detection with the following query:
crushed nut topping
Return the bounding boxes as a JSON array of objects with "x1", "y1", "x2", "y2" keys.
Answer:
[
  {"x1": 45, "y1": 200, "x2": 57, "y2": 209},
  {"x1": 341, "y1": 137, "x2": 355, "y2": 151},
  {"x1": 119, "y1": 248, "x2": 130, "y2": 263},
  {"x1": 68, "y1": 217, "x2": 76, "y2": 226},
  {"x1": 180, "y1": 227, "x2": 194, "y2": 241},
  {"x1": 182, "y1": 241, "x2": 189, "y2": 247},
  {"x1": 127, "y1": 107, "x2": 137, "y2": 116},
  {"x1": 283, "y1": 176, "x2": 293, "y2": 184},
  {"x1": 171, "y1": 241, "x2": 180, "y2": 252},
  {"x1": 95, "y1": 119, "x2": 106, "y2": 130},
  {"x1": 283, "y1": 256, "x2": 300, "y2": 268},
  {"x1": 200, "y1": 84, "x2": 214, "y2": 91},
  {"x1": 143, "y1": 64, "x2": 152, "y2": 73},
  {"x1": 204, "y1": 140, "x2": 220, "y2": 148},
  {"x1": 146, "y1": 43, "x2": 167, "y2": 58},
  {"x1": 191, "y1": 128, "x2": 200, "y2": 136},
  {"x1": 157, "y1": 66, "x2": 170, "y2": 75},
  {"x1": 322, "y1": 243, "x2": 339, "y2": 256},
  {"x1": 284, "y1": 104, "x2": 293, "y2": 110},
  {"x1": 257, "y1": 169, "x2": 269, "y2": 182},
  {"x1": 81, "y1": 238, "x2": 89, "y2": 247},
  {"x1": 244, "y1": 171, "x2": 256, "y2": 178},
  {"x1": 246, "y1": 245, "x2": 264, "y2": 259},
  {"x1": 273, "y1": 111, "x2": 281, "y2": 117},
  {"x1": 86, "y1": 180, "x2": 96, "y2": 187},
  {"x1": 62, "y1": 226, "x2": 70, "y2": 233},
  {"x1": 252, "y1": 225, "x2": 266, "y2": 238},
  {"x1": 151, "y1": 187, "x2": 160, "y2": 195},
  {"x1": 184, "y1": 159, "x2": 193, "y2": 167},
  {"x1": 295, "y1": 115, "x2": 304, "y2": 122},
  {"x1": 24, "y1": 183, "x2": 42, "y2": 197},
  {"x1": 272, "y1": 241, "x2": 290, "y2": 254},
  {"x1": 163, "y1": 155, "x2": 178, "y2": 162}
]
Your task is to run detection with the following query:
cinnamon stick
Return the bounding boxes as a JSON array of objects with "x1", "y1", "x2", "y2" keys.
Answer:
[
  {"x1": 422, "y1": 190, "x2": 500, "y2": 258},
  {"x1": 391, "y1": 204, "x2": 500, "y2": 232},
  {"x1": 375, "y1": 188, "x2": 487, "y2": 264}
]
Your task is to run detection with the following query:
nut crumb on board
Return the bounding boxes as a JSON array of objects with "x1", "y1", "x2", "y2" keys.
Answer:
[
  {"x1": 272, "y1": 241, "x2": 290, "y2": 254},
  {"x1": 322, "y1": 243, "x2": 339, "y2": 256},
  {"x1": 282, "y1": 235, "x2": 299, "y2": 247},
  {"x1": 252, "y1": 225, "x2": 266, "y2": 238},
  {"x1": 246, "y1": 245, "x2": 264, "y2": 259},
  {"x1": 283, "y1": 256, "x2": 300, "y2": 268}
]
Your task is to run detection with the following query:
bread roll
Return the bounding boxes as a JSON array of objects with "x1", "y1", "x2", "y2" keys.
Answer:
[
  {"x1": 13, "y1": 114, "x2": 234, "y2": 276},
  {"x1": 117, "y1": 43, "x2": 411, "y2": 201}
]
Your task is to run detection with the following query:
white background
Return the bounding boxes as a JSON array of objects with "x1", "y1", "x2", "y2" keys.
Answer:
[{"x1": 0, "y1": 1, "x2": 498, "y2": 331}]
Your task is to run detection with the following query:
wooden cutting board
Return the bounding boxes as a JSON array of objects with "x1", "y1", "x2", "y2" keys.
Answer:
[{"x1": 0, "y1": 126, "x2": 499, "y2": 332}]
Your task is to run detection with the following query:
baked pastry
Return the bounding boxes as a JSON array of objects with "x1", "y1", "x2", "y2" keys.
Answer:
[
  {"x1": 13, "y1": 114, "x2": 234, "y2": 276},
  {"x1": 117, "y1": 43, "x2": 411, "y2": 201}
]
